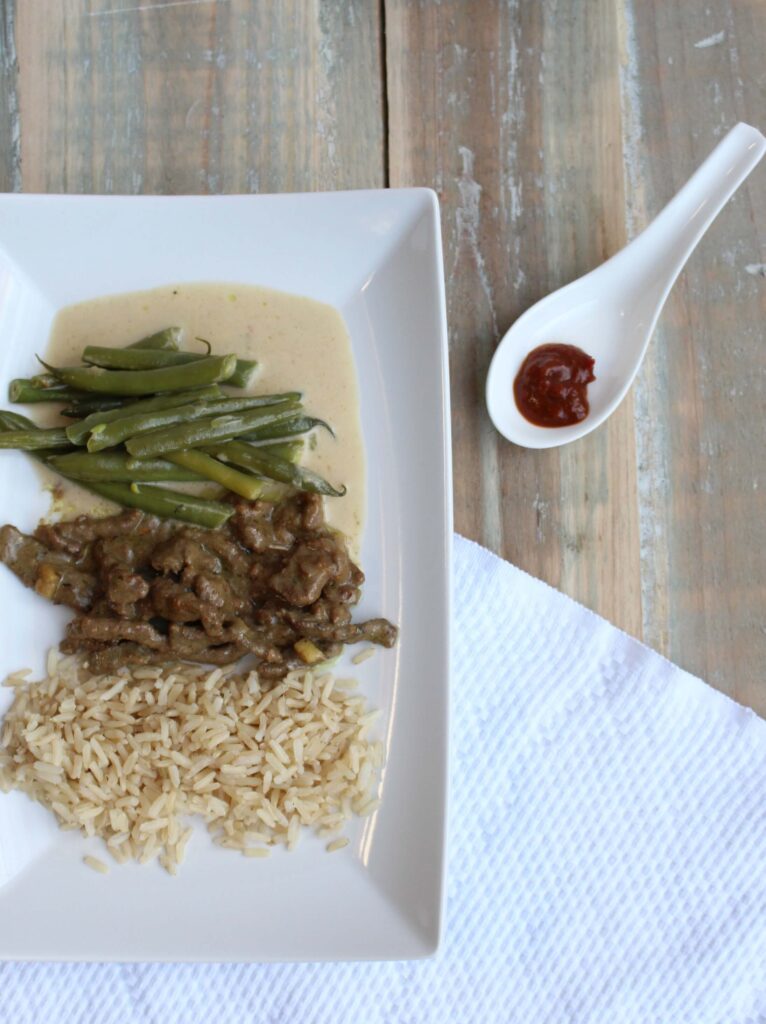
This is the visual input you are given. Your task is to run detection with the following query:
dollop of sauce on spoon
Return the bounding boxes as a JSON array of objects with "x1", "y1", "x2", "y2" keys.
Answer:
[{"x1": 513, "y1": 343, "x2": 596, "y2": 428}]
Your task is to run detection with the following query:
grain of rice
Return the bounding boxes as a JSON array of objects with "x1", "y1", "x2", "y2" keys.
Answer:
[
  {"x1": 139, "y1": 842, "x2": 158, "y2": 864},
  {"x1": 133, "y1": 667, "x2": 162, "y2": 680},
  {"x1": 351, "y1": 648, "x2": 376, "y2": 665},
  {"x1": 83, "y1": 854, "x2": 109, "y2": 874},
  {"x1": 160, "y1": 853, "x2": 178, "y2": 876},
  {"x1": 5, "y1": 668, "x2": 32, "y2": 685},
  {"x1": 204, "y1": 668, "x2": 224, "y2": 692},
  {"x1": 326, "y1": 837, "x2": 349, "y2": 853},
  {"x1": 269, "y1": 739, "x2": 289, "y2": 764},
  {"x1": 244, "y1": 847, "x2": 270, "y2": 858},
  {"x1": 244, "y1": 830, "x2": 271, "y2": 843},
  {"x1": 147, "y1": 794, "x2": 167, "y2": 818},
  {"x1": 100, "y1": 678, "x2": 127, "y2": 703},
  {"x1": 356, "y1": 796, "x2": 381, "y2": 817}
]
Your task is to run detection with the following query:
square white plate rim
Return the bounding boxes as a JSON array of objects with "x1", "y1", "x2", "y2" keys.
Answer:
[{"x1": 0, "y1": 188, "x2": 452, "y2": 962}]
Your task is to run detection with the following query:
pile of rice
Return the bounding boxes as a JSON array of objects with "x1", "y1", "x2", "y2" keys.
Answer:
[{"x1": 0, "y1": 652, "x2": 382, "y2": 874}]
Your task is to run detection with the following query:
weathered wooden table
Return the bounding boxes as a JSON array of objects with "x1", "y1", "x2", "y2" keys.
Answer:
[{"x1": 1, "y1": 1, "x2": 764, "y2": 707}]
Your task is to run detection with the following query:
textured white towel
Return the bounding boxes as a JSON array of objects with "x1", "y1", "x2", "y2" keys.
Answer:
[{"x1": 3, "y1": 534, "x2": 766, "y2": 1024}]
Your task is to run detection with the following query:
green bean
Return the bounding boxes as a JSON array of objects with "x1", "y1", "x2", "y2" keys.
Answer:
[
  {"x1": 0, "y1": 418, "x2": 76, "y2": 493},
  {"x1": 206, "y1": 391, "x2": 300, "y2": 410},
  {"x1": 60, "y1": 397, "x2": 131, "y2": 418},
  {"x1": 8, "y1": 380, "x2": 86, "y2": 404},
  {"x1": 238, "y1": 415, "x2": 334, "y2": 443},
  {"x1": 87, "y1": 392, "x2": 300, "y2": 452},
  {"x1": 83, "y1": 345, "x2": 258, "y2": 386},
  {"x1": 87, "y1": 400, "x2": 209, "y2": 452},
  {"x1": 0, "y1": 412, "x2": 64, "y2": 458},
  {"x1": 255, "y1": 440, "x2": 304, "y2": 463},
  {"x1": 0, "y1": 410, "x2": 37, "y2": 432},
  {"x1": 65, "y1": 385, "x2": 223, "y2": 445},
  {"x1": 80, "y1": 481, "x2": 233, "y2": 528},
  {"x1": 126, "y1": 327, "x2": 181, "y2": 350},
  {"x1": 22, "y1": 347, "x2": 178, "y2": 391},
  {"x1": 207, "y1": 441, "x2": 345, "y2": 496},
  {"x1": 125, "y1": 404, "x2": 298, "y2": 458},
  {"x1": 166, "y1": 450, "x2": 263, "y2": 500},
  {"x1": 48, "y1": 452, "x2": 206, "y2": 483},
  {"x1": 225, "y1": 359, "x2": 258, "y2": 389},
  {"x1": 41, "y1": 353, "x2": 237, "y2": 395},
  {"x1": 0, "y1": 428, "x2": 72, "y2": 450},
  {"x1": 0, "y1": 412, "x2": 96, "y2": 479},
  {"x1": 84, "y1": 347, "x2": 204, "y2": 370},
  {"x1": 29, "y1": 373, "x2": 69, "y2": 390}
]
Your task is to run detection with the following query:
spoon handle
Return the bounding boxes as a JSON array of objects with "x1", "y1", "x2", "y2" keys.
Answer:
[{"x1": 618, "y1": 122, "x2": 765, "y2": 296}]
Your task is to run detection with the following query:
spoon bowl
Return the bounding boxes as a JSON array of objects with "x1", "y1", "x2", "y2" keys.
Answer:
[{"x1": 487, "y1": 123, "x2": 766, "y2": 449}]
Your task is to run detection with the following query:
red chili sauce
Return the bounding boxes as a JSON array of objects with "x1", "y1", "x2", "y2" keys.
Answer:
[{"x1": 513, "y1": 343, "x2": 596, "y2": 428}]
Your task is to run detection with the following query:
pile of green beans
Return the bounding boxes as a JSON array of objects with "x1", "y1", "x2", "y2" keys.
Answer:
[{"x1": 0, "y1": 326, "x2": 344, "y2": 526}]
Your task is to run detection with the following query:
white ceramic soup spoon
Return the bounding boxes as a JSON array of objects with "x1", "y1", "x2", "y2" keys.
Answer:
[{"x1": 486, "y1": 122, "x2": 766, "y2": 449}]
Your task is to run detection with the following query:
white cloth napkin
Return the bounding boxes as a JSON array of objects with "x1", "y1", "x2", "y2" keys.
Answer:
[{"x1": 4, "y1": 534, "x2": 766, "y2": 1024}]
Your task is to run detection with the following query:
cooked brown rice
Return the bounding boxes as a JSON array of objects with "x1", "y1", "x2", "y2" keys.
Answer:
[
  {"x1": 0, "y1": 652, "x2": 383, "y2": 873},
  {"x1": 83, "y1": 854, "x2": 110, "y2": 875}
]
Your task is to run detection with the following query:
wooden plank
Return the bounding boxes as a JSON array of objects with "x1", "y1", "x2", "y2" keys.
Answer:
[
  {"x1": 0, "y1": 0, "x2": 20, "y2": 193},
  {"x1": 619, "y1": 0, "x2": 766, "y2": 709},
  {"x1": 385, "y1": 0, "x2": 642, "y2": 636},
  {"x1": 16, "y1": 0, "x2": 384, "y2": 194}
]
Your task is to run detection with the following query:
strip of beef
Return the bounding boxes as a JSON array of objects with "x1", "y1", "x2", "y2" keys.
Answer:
[
  {"x1": 151, "y1": 531, "x2": 223, "y2": 580},
  {"x1": 287, "y1": 617, "x2": 398, "y2": 648},
  {"x1": 275, "y1": 491, "x2": 324, "y2": 533},
  {"x1": 86, "y1": 642, "x2": 160, "y2": 674},
  {"x1": 193, "y1": 573, "x2": 248, "y2": 629},
  {"x1": 249, "y1": 550, "x2": 288, "y2": 600},
  {"x1": 35, "y1": 509, "x2": 159, "y2": 557},
  {"x1": 231, "y1": 499, "x2": 295, "y2": 553},
  {"x1": 93, "y1": 535, "x2": 156, "y2": 617},
  {"x1": 0, "y1": 524, "x2": 96, "y2": 611},
  {"x1": 322, "y1": 578, "x2": 363, "y2": 606},
  {"x1": 269, "y1": 535, "x2": 352, "y2": 607},
  {"x1": 231, "y1": 493, "x2": 323, "y2": 553},
  {"x1": 167, "y1": 624, "x2": 248, "y2": 664},
  {"x1": 150, "y1": 573, "x2": 247, "y2": 633},
  {"x1": 167, "y1": 619, "x2": 283, "y2": 662},
  {"x1": 150, "y1": 577, "x2": 203, "y2": 623},
  {"x1": 63, "y1": 617, "x2": 167, "y2": 650},
  {"x1": 290, "y1": 593, "x2": 355, "y2": 626},
  {"x1": 192, "y1": 528, "x2": 252, "y2": 576}
]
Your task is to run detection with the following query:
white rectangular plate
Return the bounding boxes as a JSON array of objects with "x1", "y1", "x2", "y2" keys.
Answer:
[{"x1": 0, "y1": 190, "x2": 451, "y2": 961}]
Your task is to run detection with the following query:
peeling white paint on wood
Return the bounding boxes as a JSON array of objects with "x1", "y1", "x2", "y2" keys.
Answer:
[
  {"x1": 452, "y1": 145, "x2": 499, "y2": 341},
  {"x1": 451, "y1": 143, "x2": 503, "y2": 553},
  {"x1": 0, "y1": 1, "x2": 21, "y2": 193},
  {"x1": 693, "y1": 30, "x2": 725, "y2": 48},
  {"x1": 618, "y1": 0, "x2": 671, "y2": 652}
]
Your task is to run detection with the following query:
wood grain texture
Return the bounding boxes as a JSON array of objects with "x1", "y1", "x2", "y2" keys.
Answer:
[
  {"x1": 16, "y1": 0, "x2": 384, "y2": 194},
  {"x1": 385, "y1": 0, "x2": 643, "y2": 637},
  {"x1": 620, "y1": 0, "x2": 766, "y2": 707},
  {"x1": 0, "y1": 0, "x2": 20, "y2": 193}
]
